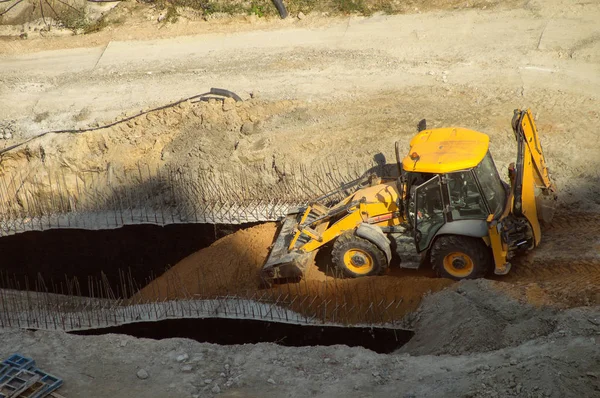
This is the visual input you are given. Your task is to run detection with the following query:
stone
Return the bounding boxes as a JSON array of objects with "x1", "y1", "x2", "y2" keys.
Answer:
[
  {"x1": 136, "y1": 369, "x2": 149, "y2": 379},
  {"x1": 267, "y1": 378, "x2": 276, "y2": 385},
  {"x1": 177, "y1": 353, "x2": 189, "y2": 362},
  {"x1": 297, "y1": 12, "x2": 306, "y2": 20},
  {"x1": 181, "y1": 365, "x2": 193, "y2": 372},
  {"x1": 240, "y1": 122, "x2": 256, "y2": 136},
  {"x1": 204, "y1": 379, "x2": 213, "y2": 384},
  {"x1": 222, "y1": 98, "x2": 236, "y2": 112},
  {"x1": 211, "y1": 384, "x2": 221, "y2": 394}
]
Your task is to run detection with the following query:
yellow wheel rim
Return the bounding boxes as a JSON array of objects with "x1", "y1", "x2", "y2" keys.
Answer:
[
  {"x1": 443, "y1": 252, "x2": 474, "y2": 278},
  {"x1": 343, "y1": 249, "x2": 374, "y2": 275}
]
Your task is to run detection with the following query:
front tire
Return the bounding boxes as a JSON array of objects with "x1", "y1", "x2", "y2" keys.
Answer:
[
  {"x1": 431, "y1": 235, "x2": 492, "y2": 280},
  {"x1": 331, "y1": 232, "x2": 388, "y2": 278}
]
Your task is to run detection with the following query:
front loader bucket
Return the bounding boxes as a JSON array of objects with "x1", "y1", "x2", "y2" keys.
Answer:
[
  {"x1": 261, "y1": 203, "x2": 332, "y2": 286},
  {"x1": 261, "y1": 212, "x2": 313, "y2": 284}
]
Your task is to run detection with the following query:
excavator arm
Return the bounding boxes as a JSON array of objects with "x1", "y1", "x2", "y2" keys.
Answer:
[
  {"x1": 489, "y1": 109, "x2": 557, "y2": 275},
  {"x1": 510, "y1": 109, "x2": 558, "y2": 246}
]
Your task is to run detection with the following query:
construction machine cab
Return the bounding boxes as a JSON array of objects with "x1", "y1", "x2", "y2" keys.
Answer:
[{"x1": 398, "y1": 128, "x2": 508, "y2": 253}]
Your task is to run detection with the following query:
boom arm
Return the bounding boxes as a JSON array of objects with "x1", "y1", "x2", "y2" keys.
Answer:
[{"x1": 510, "y1": 109, "x2": 557, "y2": 245}]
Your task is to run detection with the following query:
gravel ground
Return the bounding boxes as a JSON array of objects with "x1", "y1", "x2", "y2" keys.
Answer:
[{"x1": 1, "y1": 281, "x2": 599, "y2": 398}]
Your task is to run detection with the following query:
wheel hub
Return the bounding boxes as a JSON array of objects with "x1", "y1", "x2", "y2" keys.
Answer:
[
  {"x1": 442, "y1": 251, "x2": 475, "y2": 278},
  {"x1": 350, "y1": 253, "x2": 367, "y2": 266},
  {"x1": 452, "y1": 257, "x2": 467, "y2": 270},
  {"x1": 342, "y1": 247, "x2": 375, "y2": 275}
]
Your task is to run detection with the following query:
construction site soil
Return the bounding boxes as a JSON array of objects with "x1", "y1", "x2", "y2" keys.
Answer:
[
  {"x1": 1, "y1": 280, "x2": 599, "y2": 398},
  {"x1": 133, "y1": 212, "x2": 600, "y2": 325},
  {"x1": 1, "y1": 0, "x2": 600, "y2": 396},
  {"x1": 134, "y1": 222, "x2": 454, "y2": 324}
]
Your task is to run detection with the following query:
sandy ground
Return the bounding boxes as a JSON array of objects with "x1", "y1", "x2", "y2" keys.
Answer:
[
  {"x1": 134, "y1": 212, "x2": 600, "y2": 325},
  {"x1": 1, "y1": 281, "x2": 599, "y2": 398},
  {"x1": 134, "y1": 223, "x2": 455, "y2": 324},
  {"x1": 0, "y1": 1, "x2": 600, "y2": 397},
  {"x1": 1, "y1": 0, "x2": 599, "y2": 211}
]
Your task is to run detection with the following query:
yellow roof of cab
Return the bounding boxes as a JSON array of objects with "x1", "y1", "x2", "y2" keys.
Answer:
[{"x1": 402, "y1": 127, "x2": 489, "y2": 174}]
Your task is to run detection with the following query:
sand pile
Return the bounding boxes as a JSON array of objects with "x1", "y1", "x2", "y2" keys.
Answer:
[
  {"x1": 135, "y1": 223, "x2": 278, "y2": 300},
  {"x1": 135, "y1": 222, "x2": 454, "y2": 323},
  {"x1": 134, "y1": 212, "x2": 600, "y2": 324}
]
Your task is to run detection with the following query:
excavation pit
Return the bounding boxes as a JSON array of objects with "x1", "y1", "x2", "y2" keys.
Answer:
[
  {"x1": 0, "y1": 222, "x2": 455, "y2": 328},
  {"x1": 71, "y1": 317, "x2": 414, "y2": 354},
  {"x1": 0, "y1": 223, "x2": 255, "y2": 298}
]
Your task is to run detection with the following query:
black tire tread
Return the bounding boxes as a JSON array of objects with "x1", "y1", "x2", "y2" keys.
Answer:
[
  {"x1": 431, "y1": 235, "x2": 491, "y2": 280},
  {"x1": 331, "y1": 231, "x2": 388, "y2": 278}
]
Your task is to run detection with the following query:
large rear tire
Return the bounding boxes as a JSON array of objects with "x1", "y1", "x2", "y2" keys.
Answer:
[
  {"x1": 332, "y1": 232, "x2": 388, "y2": 278},
  {"x1": 431, "y1": 235, "x2": 492, "y2": 280}
]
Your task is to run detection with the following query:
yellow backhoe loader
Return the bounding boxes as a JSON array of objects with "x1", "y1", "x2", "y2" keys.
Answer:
[{"x1": 261, "y1": 109, "x2": 557, "y2": 284}]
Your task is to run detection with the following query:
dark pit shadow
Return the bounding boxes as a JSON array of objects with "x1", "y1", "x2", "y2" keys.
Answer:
[
  {"x1": 0, "y1": 222, "x2": 256, "y2": 298},
  {"x1": 71, "y1": 317, "x2": 414, "y2": 354}
]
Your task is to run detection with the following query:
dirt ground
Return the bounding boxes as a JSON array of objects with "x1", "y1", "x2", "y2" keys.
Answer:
[
  {"x1": 1, "y1": 0, "x2": 600, "y2": 211},
  {"x1": 134, "y1": 211, "x2": 600, "y2": 325},
  {"x1": 0, "y1": 0, "x2": 524, "y2": 51},
  {"x1": 0, "y1": 0, "x2": 600, "y2": 396},
  {"x1": 133, "y1": 222, "x2": 455, "y2": 324},
  {"x1": 1, "y1": 281, "x2": 599, "y2": 398}
]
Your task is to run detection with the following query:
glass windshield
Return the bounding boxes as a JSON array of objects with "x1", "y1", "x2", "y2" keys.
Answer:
[
  {"x1": 446, "y1": 170, "x2": 488, "y2": 220},
  {"x1": 473, "y1": 152, "x2": 506, "y2": 217},
  {"x1": 414, "y1": 176, "x2": 445, "y2": 252}
]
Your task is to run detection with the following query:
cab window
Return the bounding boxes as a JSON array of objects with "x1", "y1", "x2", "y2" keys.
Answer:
[
  {"x1": 473, "y1": 152, "x2": 506, "y2": 217},
  {"x1": 414, "y1": 176, "x2": 445, "y2": 252},
  {"x1": 446, "y1": 170, "x2": 487, "y2": 220}
]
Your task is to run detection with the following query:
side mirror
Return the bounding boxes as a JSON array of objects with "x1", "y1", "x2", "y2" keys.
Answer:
[{"x1": 417, "y1": 119, "x2": 427, "y2": 132}]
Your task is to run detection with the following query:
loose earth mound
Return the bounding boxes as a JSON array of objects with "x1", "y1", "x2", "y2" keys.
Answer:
[
  {"x1": 134, "y1": 223, "x2": 453, "y2": 324},
  {"x1": 135, "y1": 212, "x2": 600, "y2": 324}
]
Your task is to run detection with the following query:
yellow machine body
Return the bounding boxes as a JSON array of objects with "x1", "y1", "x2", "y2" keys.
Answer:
[
  {"x1": 402, "y1": 128, "x2": 490, "y2": 174},
  {"x1": 262, "y1": 109, "x2": 557, "y2": 283},
  {"x1": 289, "y1": 182, "x2": 402, "y2": 254}
]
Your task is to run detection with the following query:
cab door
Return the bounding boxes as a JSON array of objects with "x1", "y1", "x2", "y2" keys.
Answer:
[{"x1": 412, "y1": 176, "x2": 446, "y2": 252}]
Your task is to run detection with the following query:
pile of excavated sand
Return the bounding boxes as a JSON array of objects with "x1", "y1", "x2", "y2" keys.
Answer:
[
  {"x1": 135, "y1": 223, "x2": 279, "y2": 300},
  {"x1": 0, "y1": 97, "x2": 300, "y2": 187},
  {"x1": 134, "y1": 211, "x2": 600, "y2": 324},
  {"x1": 135, "y1": 222, "x2": 454, "y2": 323}
]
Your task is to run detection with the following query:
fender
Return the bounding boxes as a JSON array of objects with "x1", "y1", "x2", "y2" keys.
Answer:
[
  {"x1": 418, "y1": 219, "x2": 490, "y2": 253},
  {"x1": 436, "y1": 219, "x2": 488, "y2": 239},
  {"x1": 355, "y1": 223, "x2": 392, "y2": 264}
]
